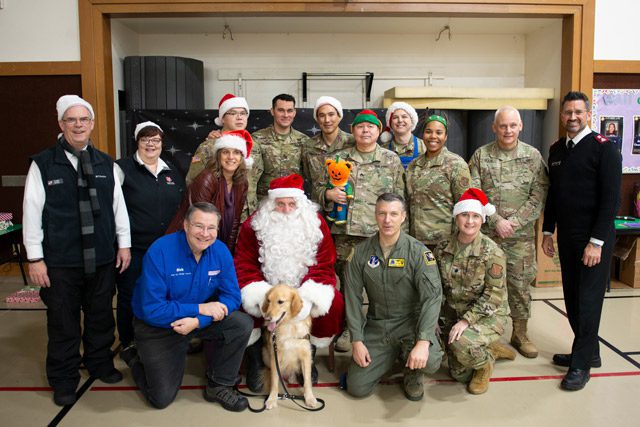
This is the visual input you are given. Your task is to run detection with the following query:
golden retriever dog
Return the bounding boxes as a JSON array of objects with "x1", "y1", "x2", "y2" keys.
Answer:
[{"x1": 261, "y1": 284, "x2": 317, "y2": 410}]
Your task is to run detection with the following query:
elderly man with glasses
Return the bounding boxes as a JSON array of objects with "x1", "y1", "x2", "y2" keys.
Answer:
[{"x1": 127, "y1": 202, "x2": 252, "y2": 411}]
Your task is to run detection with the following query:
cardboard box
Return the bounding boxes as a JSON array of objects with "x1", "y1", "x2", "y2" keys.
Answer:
[
  {"x1": 534, "y1": 217, "x2": 562, "y2": 287},
  {"x1": 618, "y1": 237, "x2": 640, "y2": 288}
]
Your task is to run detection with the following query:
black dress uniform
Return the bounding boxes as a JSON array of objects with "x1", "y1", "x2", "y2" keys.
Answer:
[{"x1": 543, "y1": 130, "x2": 621, "y2": 370}]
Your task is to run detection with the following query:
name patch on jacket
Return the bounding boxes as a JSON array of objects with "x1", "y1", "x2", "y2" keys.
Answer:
[
  {"x1": 171, "y1": 267, "x2": 192, "y2": 277},
  {"x1": 95, "y1": 174, "x2": 108, "y2": 179},
  {"x1": 47, "y1": 178, "x2": 64, "y2": 186},
  {"x1": 208, "y1": 270, "x2": 220, "y2": 276},
  {"x1": 388, "y1": 258, "x2": 405, "y2": 268}
]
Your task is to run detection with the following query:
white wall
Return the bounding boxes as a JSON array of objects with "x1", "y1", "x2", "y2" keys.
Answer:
[
  {"x1": 0, "y1": 0, "x2": 79, "y2": 61},
  {"x1": 525, "y1": 21, "x2": 563, "y2": 156},
  {"x1": 594, "y1": 0, "x2": 640, "y2": 60},
  {"x1": 134, "y1": 32, "x2": 525, "y2": 109}
]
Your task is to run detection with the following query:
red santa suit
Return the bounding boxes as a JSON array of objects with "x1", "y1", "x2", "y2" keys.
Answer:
[{"x1": 234, "y1": 174, "x2": 345, "y2": 348}]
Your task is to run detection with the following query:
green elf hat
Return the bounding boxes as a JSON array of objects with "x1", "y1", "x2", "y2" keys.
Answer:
[
  {"x1": 351, "y1": 109, "x2": 383, "y2": 131},
  {"x1": 421, "y1": 114, "x2": 448, "y2": 133}
]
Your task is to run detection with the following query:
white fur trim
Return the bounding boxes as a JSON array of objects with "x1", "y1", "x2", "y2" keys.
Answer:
[
  {"x1": 56, "y1": 95, "x2": 94, "y2": 120},
  {"x1": 212, "y1": 134, "x2": 248, "y2": 158},
  {"x1": 267, "y1": 187, "x2": 306, "y2": 200},
  {"x1": 134, "y1": 121, "x2": 162, "y2": 140},
  {"x1": 298, "y1": 280, "x2": 334, "y2": 317},
  {"x1": 241, "y1": 281, "x2": 272, "y2": 318},
  {"x1": 380, "y1": 130, "x2": 392, "y2": 143},
  {"x1": 214, "y1": 117, "x2": 224, "y2": 127},
  {"x1": 385, "y1": 102, "x2": 418, "y2": 131},
  {"x1": 314, "y1": 96, "x2": 343, "y2": 119},
  {"x1": 453, "y1": 199, "x2": 496, "y2": 223},
  {"x1": 310, "y1": 336, "x2": 334, "y2": 349},
  {"x1": 247, "y1": 328, "x2": 262, "y2": 347},
  {"x1": 215, "y1": 96, "x2": 249, "y2": 127}
]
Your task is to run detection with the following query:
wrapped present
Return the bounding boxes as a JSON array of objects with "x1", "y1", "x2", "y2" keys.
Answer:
[
  {"x1": 0, "y1": 212, "x2": 13, "y2": 231},
  {"x1": 5, "y1": 288, "x2": 41, "y2": 304}
]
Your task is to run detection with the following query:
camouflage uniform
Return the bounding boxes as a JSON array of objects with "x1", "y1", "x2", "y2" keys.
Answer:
[
  {"x1": 251, "y1": 125, "x2": 306, "y2": 203},
  {"x1": 185, "y1": 139, "x2": 216, "y2": 186},
  {"x1": 330, "y1": 145, "x2": 405, "y2": 287},
  {"x1": 468, "y1": 140, "x2": 549, "y2": 320},
  {"x1": 301, "y1": 129, "x2": 355, "y2": 205},
  {"x1": 434, "y1": 232, "x2": 509, "y2": 383},
  {"x1": 406, "y1": 147, "x2": 471, "y2": 246},
  {"x1": 345, "y1": 231, "x2": 443, "y2": 396},
  {"x1": 385, "y1": 136, "x2": 426, "y2": 158}
]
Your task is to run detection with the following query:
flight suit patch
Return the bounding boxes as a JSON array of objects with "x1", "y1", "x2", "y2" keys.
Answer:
[
  {"x1": 368, "y1": 255, "x2": 380, "y2": 268},
  {"x1": 488, "y1": 263, "x2": 503, "y2": 279},
  {"x1": 388, "y1": 258, "x2": 405, "y2": 267},
  {"x1": 423, "y1": 251, "x2": 436, "y2": 266}
]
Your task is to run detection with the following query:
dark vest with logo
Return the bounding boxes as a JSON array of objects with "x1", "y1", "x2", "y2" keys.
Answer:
[
  {"x1": 115, "y1": 156, "x2": 184, "y2": 251},
  {"x1": 31, "y1": 142, "x2": 116, "y2": 268}
]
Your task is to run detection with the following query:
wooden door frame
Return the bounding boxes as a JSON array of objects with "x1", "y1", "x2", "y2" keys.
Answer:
[{"x1": 80, "y1": 0, "x2": 596, "y2": 156}]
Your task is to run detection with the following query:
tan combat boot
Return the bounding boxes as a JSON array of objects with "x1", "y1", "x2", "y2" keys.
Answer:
[
  {"x1": 488, "y1": 341, "x2": 517, "y2": 361},
  {"x1": 467, "y1": 361, "x2": 493, "y2": 394},
  {"x1": 510, "y1": 319, "x2": 538, "y2": 358}
]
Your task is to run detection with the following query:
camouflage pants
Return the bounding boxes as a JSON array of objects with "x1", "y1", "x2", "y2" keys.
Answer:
[
  {"x1": 444, "y1": 316, "x2": 506, "y2": 384},
  {"x1": 334, "y1": 234, "x2": 368, "y2": 292},
  {"x1": 494, "y1": 237, "x2": 537, "y2": 320},
  {"x1": 346, "y1": 330, "x2": 443, "y2": 397}
]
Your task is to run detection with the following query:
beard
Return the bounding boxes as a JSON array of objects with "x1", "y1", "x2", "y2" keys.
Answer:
[{"x1": 251, "y1": 197, "x2": 324, "y2": 287}]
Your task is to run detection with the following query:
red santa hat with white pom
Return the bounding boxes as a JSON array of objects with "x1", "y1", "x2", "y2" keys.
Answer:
[
  {"x1": 380, "y1": 102, "x2": 419, "y2": 144},
  {"x1": 453, "y1": 188, "x2": 496, "y2": 223},
  {"x1": 212, "y1": 129, "x2": 254, "y2": 168},
  {"x1": 267, "y1": 173, "x2": 306, "y2": 200},
  {"x1": 214, "y1": 93, "x2": 250, "y2": 127}
]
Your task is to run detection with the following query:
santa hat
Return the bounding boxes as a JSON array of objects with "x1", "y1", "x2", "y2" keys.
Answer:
[
  {"x1": 212, "y1": 129, "x2": 254, "y2": 168},
  {"x1": 313, "y1": 96, "x2": 343, "y2": 119},
  {"x1": 56, "y1": 95, "x2": 94, "y2": 121},
  {"x1": 134, "y1": 121, "x2": 163, "y2": 140},
  {"x1": 380, "y1": 102, "x2": 419, "y2": 143},
  {"x1": 351, "y1": 109, "x2": 382, "y2": 131},
  {"x1": 268, "y1": 173, "x2": 306, "y2": 200},
  {"x1": 214, "y1": 93, "x2": 250, "y2": 127},
  {"x1": 453, "y1": 188, "x2": 496, "y2": 222}
]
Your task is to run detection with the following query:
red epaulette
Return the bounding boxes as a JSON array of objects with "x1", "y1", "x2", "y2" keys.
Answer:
[{"x1": 594, "y1": 133, "x2": 609, "y2": 144}]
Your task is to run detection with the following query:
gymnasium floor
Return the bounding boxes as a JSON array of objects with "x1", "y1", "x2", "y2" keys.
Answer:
[{"x1": 1, "y1": 276, "x2": 639, "y2": 427}]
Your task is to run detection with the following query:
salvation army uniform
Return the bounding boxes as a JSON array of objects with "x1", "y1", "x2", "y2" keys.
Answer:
[
  {"x1": 345, "y1": 230, "x2": 443, "y2": 396},
  {"x1": 543, "y1": 127, "x2": 622, "y2": 371}
]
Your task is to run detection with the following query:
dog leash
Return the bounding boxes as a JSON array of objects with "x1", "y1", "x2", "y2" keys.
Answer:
[{"x1": 237, "y1": 333, "x2": 326, "y2": 413}]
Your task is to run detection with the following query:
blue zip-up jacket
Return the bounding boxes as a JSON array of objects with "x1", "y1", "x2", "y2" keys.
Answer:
[{"x1": 132, "y1": 231, "x2": 241, "y2": 329}]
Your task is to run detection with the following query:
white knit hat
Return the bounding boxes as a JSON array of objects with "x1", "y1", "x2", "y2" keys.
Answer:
[
  {"x1": 134, "y1": 121, "x2": 163, "y2": 140},
  {"x1": 380, "y1": 102, "x2": 419, "y2": 144},
  {"x1": 452, "y1": 188, "x2": 496, "y2": 223},
  {"x1": 56, "y1": 95, "x2": 94, "y2": 121},
  {"x1": 313, "y1": 96, "x2": 343, "y2": 120},
  {"x1": 212, "y1": 129, "x2": 254, "y2": 168},
  {"x1": 214, "y1": 93, "x2": 250, "y2": 127}
]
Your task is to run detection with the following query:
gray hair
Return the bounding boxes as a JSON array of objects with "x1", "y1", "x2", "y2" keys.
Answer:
[{"x1": 185, "y1": 202, "x2": 221, "y2": 222}]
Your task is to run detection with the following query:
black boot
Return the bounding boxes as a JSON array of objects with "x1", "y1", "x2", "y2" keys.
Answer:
[
  {"x1": 297, "y1": 344, "x2": 318, "y2": 385},
  {"x1": 245, "y1": 338, "x2": 265, "y2": 393}
]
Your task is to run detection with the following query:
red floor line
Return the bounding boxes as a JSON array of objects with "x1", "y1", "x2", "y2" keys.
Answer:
[{"x1": 2, "y1": 371, "x2": 638, "y2": 392}]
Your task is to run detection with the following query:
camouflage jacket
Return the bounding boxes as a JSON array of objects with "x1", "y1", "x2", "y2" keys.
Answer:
[
  {"x1": 468, "y1": 140, "x2": 549, "y2": 239},
  {"x1": 185, "y1": 138, "x2": 216, "y2": 186},
  {"x1": 434, "y1": 232, "x2": 510, "y2": 326},
  {"x1": 301, "y1": 129, "x2": 355, "y2": 204},
  {"x1": 330, "y1": 144, "x2": 405, "y2": 238},
  {"x1": 406, "y1": 147, "x2": 471, "y2": 245},
  {"x1": 251, "y1": 125, "x2": 306, "y2": 201}
]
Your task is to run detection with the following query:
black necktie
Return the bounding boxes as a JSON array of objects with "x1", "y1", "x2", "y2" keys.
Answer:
[{"x1": 567, "y1": 139, "x2": 574, "y2": 150}]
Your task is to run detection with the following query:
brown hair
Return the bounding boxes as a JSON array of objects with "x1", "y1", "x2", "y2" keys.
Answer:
[{"x1": 206, "y1": 149, "x2": 248, "y2": 184}]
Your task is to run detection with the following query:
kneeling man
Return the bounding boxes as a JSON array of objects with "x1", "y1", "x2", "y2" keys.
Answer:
[
  {"x1": 234, "y1": 173, "x2": 345, "y2": 391},
  {"x1": 128, "y1": 202, "x2": 252, "y2": 411},
  {"x1": 345, "y1": 193, "x2": 443, "y2": 401}
]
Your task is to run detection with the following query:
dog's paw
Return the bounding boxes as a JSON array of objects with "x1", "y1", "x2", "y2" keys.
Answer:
[
  {"x1": 304, "y1": 394, "x2": 318, "y2": 408},
  {"x1": 266, "y1": 395, "x2": 278, "y2": 410}
]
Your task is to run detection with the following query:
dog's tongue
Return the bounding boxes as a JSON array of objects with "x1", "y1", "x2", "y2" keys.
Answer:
[{"x1": 267, "y1": 321, "x2": 277, "y2": 332}]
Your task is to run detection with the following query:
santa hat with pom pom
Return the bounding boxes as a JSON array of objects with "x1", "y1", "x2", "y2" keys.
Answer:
[
  {"x1": 452, "y1": 188, "x2": 496, "y2": 223},
  {"x1": 380, "y1": 102, "x2": 419, "y2": 144}
]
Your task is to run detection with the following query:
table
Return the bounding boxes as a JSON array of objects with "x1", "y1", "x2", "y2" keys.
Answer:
[{"x1": 0, "y1": 224, "x2": 28, "y2": 286}]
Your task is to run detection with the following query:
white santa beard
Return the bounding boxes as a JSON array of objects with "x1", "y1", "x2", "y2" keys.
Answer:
[{"x1": 252, "y1": 201, "x2": 324, "y2": 287}]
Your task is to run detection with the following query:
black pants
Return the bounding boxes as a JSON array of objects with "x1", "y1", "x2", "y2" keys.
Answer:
[
  {"x1": 40, "y1": 263, "x2": 117, "y2": 390},
  {"x1": 131, "y1": 311, "x2": 252, "y2": 409},
  {"x1": 557, "y1": 233, "x2": 612, "y2": 370},
  {"x1": 115, "y1": 248, "x2": 144, "y2": 347}
]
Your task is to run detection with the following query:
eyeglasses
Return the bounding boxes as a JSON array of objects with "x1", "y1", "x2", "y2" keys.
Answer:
[
  {"x1": 189, "y1": 222, "x2": 218, "y2": 233},
  {"x1": 139, "y1": 137, "x2": 162, "y2": 145},
  {"x1": 62, "y1": 117, "x2": 92, "y2": 126},
  {"x1": 224, "y1": 110, "x2": 248, "y2": 117}
]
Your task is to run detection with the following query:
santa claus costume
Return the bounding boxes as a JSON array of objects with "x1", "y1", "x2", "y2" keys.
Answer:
[{"x1": 234, "y1": 174, "x2": 345, "y2": 349}]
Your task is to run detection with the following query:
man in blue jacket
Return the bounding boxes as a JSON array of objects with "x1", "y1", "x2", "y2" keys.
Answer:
[{"x1": 129, "y1": 202, "x2": 252, "y2": 411}]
